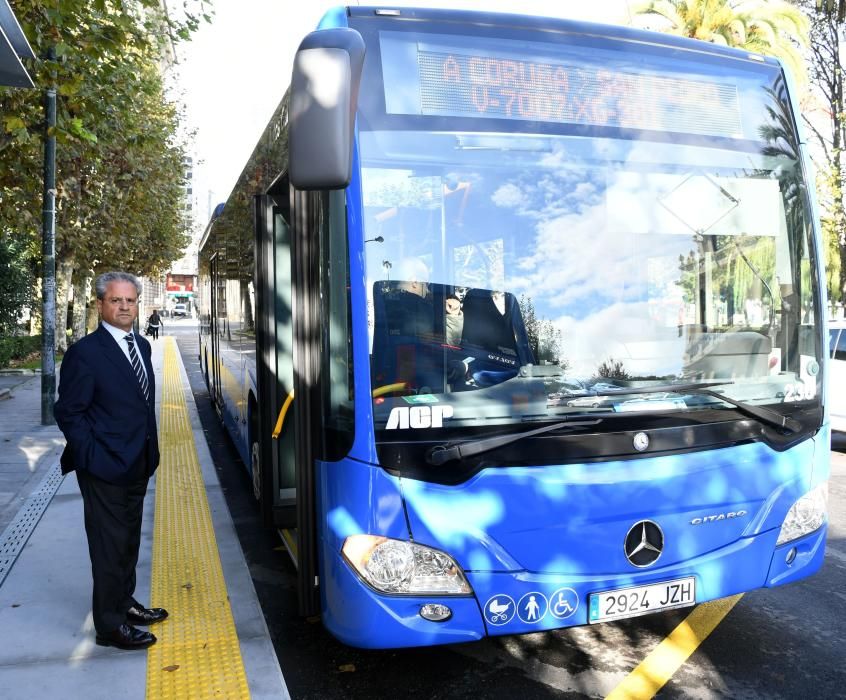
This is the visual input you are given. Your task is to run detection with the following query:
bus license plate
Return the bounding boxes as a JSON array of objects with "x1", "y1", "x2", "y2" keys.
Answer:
[{"x1": 588, "y1": 577, "x2": 696, "y2": 623}]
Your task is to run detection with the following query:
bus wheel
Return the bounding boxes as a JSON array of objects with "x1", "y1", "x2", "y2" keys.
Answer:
[{"x1": 251, "y1": 440, "x2": 261, "y2": 502}]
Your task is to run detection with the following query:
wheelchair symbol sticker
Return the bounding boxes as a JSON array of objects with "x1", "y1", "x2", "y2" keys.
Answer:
[
  {"x1": 549, "y1": 587, "x2": 579, "y2": 619},
  {"x1": 517, "y1": 592, "x2": 548, "y2": 624},
  {"x1": 484, "y1": 595, "x2": 516, "y2": 626}
]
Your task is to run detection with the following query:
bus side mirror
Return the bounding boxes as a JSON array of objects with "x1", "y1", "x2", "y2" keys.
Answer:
[{"x1": 289, "y1": 28, "x2": 365, "y2": 190}]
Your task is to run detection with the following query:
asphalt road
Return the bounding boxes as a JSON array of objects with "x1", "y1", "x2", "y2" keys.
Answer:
[{"x1": 169, "y1": 321, "x2": 846, "y2": 700}]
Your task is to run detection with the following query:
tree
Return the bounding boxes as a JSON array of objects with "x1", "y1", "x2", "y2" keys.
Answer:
[
  {"x1": 633, "y1": 0, "x2": 809, "y2": 81},
  {"x1": 0, "y1": 234, "x2": 33, "y2": 334},
  {"x1": 596, "y1": 358, "x2": 631, "y2": 379},
  {"x1": 799, "y1": 0, "x2": 846, "y2": 309},
  {"x1": 518, "y1": 294, "x2": 566, "y2": 366},
  {"x1": 815, "y1": 0, "x2": 846, "y2": 20},
  {"x1": 633, "y1": 2, "x2": 837, "y2": 309},
  {"x1": 0, "y1": 0, "x2": 210, "y2": 343}
]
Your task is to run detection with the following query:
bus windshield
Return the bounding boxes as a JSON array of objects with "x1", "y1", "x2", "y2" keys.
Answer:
[{"x1": 356, "y1": 21, "x2": 822, "y2": 435}]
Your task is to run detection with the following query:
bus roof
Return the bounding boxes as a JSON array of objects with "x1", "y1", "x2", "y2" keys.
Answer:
[{"x1": 346, "y1": 5, "x2": 783, "y2": 69}]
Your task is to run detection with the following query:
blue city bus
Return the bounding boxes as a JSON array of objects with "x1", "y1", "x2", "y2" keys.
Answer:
[{"x1": 197, "y1": 6, "x2": 831, "y2": 649}]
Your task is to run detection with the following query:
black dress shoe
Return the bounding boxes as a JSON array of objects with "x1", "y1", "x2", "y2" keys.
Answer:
[
  {"x1": 126, "y1": 604, "x2": 169, "y2": 626},
  {"x1": 96, "y1": 623, "x2": 156, "y2": 650}
]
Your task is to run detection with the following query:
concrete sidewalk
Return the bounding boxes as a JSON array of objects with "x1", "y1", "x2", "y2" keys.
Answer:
[
  {"x1": 0, "y1": 337, "x2": 288, "y2": 699},
  {"x1": 0, "y1": 371, "x2": 65, "y2": 535}
]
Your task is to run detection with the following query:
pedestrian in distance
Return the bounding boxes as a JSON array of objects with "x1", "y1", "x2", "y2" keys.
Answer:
[
  {"x1": 147, "y1": 309, "x2": 163, "y2": 340},
  {"x1": 54, "y1": 271, "x2": 168, "y2": 650}
]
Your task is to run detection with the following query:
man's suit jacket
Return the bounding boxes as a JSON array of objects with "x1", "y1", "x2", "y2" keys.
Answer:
[{"x1": 55, "y1": 324, "x2": 160, "y2": 484}]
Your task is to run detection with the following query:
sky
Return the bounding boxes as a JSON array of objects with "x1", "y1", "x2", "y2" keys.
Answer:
[{"x1": 172, "y1": 1, "x2": 632, "y2": 228}]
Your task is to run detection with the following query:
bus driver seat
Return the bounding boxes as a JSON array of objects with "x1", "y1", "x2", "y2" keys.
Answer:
[{"x1": 371, "y1": 260, "x2": 447, "y2": 394}]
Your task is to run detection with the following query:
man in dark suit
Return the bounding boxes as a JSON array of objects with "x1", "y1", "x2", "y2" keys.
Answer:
[{"x1": 55, "y1": 271, "x2": 168, "y2": 650}]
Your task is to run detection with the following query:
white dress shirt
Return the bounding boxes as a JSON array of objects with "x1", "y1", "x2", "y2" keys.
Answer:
[{"x1": 101, "y1": 321, "x2": 149, "y2": 383}]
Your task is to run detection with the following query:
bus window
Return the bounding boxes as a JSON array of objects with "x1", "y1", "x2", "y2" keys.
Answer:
[{"x1": 833, "y1": 328, "x2": 846, "y2": 361}]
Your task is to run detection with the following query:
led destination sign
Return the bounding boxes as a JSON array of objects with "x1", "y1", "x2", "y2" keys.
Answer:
[
  {"x1": 379, "y1": 32, "x2": 745, "y2": 138},
  {"x1": 416, "y1": 50, "x2": 742, "y2": 137}
]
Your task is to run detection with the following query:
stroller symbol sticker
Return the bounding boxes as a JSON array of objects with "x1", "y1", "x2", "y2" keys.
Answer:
[
  {"x1": 550, "y1": 587, "x2": 579, "y2": 619},
  {"x1": 484, "y1": 595, "x2": 516, "y2": 626}
]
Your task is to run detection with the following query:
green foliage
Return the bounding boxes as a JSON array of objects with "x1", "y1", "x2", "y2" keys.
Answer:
[
  {"x1": 0, "y1": 334, "x2": 41, "y2": 368},
  {"x1": 0, "y1": 0, "x2": 211, "y2": 298},
  {"x1": 596, "y1": 358, "x2": 631, "y2": 379},
  {"x1": 518, "y1": 294, "x2": 565, "y2": 366},
  {"x1": 725, "y1": 236, "x2": 777, "y2": 314},
  {"x1": 0, "y1": 234, "x2": 34, "y2": 334},
  {"x1": 820, "y1": 209, "x2": 842, "y2": 304},
  {"x1": 633, "y1": 0, "x2": 810, "y2": 82},
  {"x1": 800, "y1": 0, "x2": 846, "y2": 306},
  {"x1": 676, "y1": 234, "x2": 783, "y2": 328}
]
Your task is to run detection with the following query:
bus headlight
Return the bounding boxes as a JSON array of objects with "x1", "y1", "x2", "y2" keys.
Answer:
[
  {"x1": 342, "y1": 535, "x2": 472, "y2": 595},
  {"x1": 776, "y1": 482, "x2": 828, "y2": 546}
]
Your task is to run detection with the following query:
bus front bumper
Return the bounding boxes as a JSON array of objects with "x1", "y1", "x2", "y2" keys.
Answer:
[{"x1": 319, "y1": 524, "x2": 827, "y2": 649}]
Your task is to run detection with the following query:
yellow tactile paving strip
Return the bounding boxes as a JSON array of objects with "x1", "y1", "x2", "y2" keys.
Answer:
[{"x1": 146, "y1": 337, "x2": 250, "y2": 699}]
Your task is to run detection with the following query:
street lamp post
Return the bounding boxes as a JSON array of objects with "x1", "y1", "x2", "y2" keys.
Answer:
[{"x1": 41, "y1": 48, "x2": 56, "y2": 425}]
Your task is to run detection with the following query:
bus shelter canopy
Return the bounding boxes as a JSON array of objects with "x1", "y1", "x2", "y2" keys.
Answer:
[{"x1": 0, "y1": 0, "x2": 34, "y2": 88}]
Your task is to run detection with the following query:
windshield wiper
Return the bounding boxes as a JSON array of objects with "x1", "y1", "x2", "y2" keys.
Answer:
[
  {"x1": 426, "y1": 418, "x2": 602, "y2": 466},
  {"x1": 597, "y1": 381, "x2": 803, "y2": 434},
  {"x1": 426, "y1": 382, "x2": 801, "y2": 466}
]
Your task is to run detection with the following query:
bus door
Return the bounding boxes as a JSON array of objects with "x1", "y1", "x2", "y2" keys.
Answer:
[
  {"x1": 256, "y1": 184, "x2": 322, "y2": 616},
  {"x1": 254, "y1": 191, "x2": 297, "y2": 530},
  {"x1": 209, "y1": 253, "x2": 223, "y2": 414}
]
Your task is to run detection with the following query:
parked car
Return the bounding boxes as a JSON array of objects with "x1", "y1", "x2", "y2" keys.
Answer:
[
  {"x1": 589, "y1": 381, "x2": 623, "y2": 393},
  {"x1": 566, "y1": 395, "x2": 615, "y2": 409},
  {"x1": 829, "y1": 319, "x2": 846, "y2": 432},
  {"x1": 172, "y1": 302, "x2": 189, "y2": 318},
  {"x1": 617, "y1": 392, "x2": 687, "y2": 412},
  {"x1": 548, "y1": 380, "x2": 589, "y2": 405}
]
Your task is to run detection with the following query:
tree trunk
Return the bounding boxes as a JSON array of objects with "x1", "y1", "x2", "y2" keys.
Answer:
[
  {"x1": 804, "y1": 2, "x2": 845, "y2": 312},
  {"x1": 840, "y1": 223, "x2": 846, "y2": 310},
  {"x1": 86, "y1": 283, "x2": 99, "y2": 334},
  {"x1": 836, "y1": 154, "x2": 846, "y2": 308},
  {"x1": 29, "y1": 277, "x2": 41, "y2": 335},
  {"x1": 55, "y1": 258, "x2": 73, "y2": 352},
  {"x1": 71, "y1": 270, "x2": 93, "y2": 343},
  {"x1": 241, "y1": 280, "x2": 254, "y2": 330}
]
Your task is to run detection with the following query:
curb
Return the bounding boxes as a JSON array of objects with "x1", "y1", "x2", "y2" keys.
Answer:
[{"x1": 0, "y1": 369, "x2": 37, "y2": 376}]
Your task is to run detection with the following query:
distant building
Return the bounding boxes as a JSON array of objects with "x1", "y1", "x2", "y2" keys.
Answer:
[
  {"x1": 139, "y1": 151, "x2": 198, "y2": 322},
  {"x1": 140, "y1": 277, "x2": 166, "y2": 320},
  {"x1": 161, "y1": 154, "x2": 200, "y2": 315},
  {"x1": 139, "y1": 2, "x2": 201, "y2": 321}
]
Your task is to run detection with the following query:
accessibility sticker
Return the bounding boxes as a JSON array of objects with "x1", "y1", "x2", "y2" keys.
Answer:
[
  {"x1": 549, "y1": 587, "x2": 579, "y2": 620},
  {"x1": 484, "y1": 594, "x2": 516, "y2": 626},
  {"x1": 517, "y1": 591, "x2": 548, "y2": 624}
]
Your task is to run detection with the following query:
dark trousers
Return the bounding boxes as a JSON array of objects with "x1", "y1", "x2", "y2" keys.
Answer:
[
  {"x1": 76, "y1": 469, "x2": 149, "y2": 634},
  {"x1": 150, "y1": 327, "x2": 159, "y2": 339}
]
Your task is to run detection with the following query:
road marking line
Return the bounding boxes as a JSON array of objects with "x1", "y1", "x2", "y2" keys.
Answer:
[{"x1": 605, "y1": 594, "x2": 743, "y2": 700}]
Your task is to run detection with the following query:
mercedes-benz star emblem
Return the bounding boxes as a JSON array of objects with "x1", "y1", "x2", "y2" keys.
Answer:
[
  {"x1": 633, "y1": 432, "x2": 649, "y2": 452},
  {"x1": 624, "y1": 520, "x2": 664, "y2": 567}
]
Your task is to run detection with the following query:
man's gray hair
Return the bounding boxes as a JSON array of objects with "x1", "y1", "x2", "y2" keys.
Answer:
[{"x1": 94, "y1": 271, "x2": 143, "y2": 300}]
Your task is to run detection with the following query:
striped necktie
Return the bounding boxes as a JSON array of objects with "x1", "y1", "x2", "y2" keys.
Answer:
[{"x1": 124, "y1": 334, "x2": 150, "y2": 402}]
